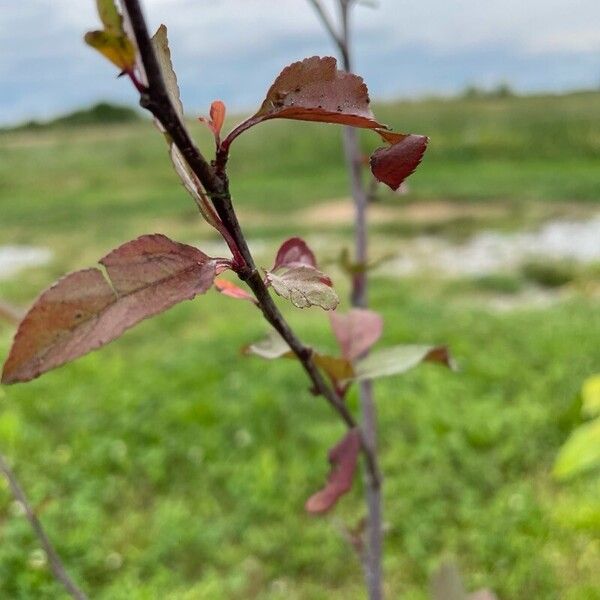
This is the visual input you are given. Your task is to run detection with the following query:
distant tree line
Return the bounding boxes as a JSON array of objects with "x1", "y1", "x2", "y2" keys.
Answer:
[{"x1": 1, "y1": 102, "x2": 140, "y2": 132}]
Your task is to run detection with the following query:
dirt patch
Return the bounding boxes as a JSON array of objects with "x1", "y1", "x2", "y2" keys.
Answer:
[
  {"x1": 400, "y1": 201, "x2": 508, "y2": 223},
  {"x1": 381, "y1": 213, "x2": 600, "y2": 278},
  {"x1": 297, "y1": 198, "x2": 509, "y2": 227}
]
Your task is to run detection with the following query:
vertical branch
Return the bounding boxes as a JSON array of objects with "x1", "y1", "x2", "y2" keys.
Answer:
[
  {"x1": 0, "y1": 453, "x2": 88, "y2": 600},
  {"x1": 0, "y1": 301, "x2": 23, "y2": 325},
  {"x1": 313, "y1": 1, "x2": 384, "y2": 598}
]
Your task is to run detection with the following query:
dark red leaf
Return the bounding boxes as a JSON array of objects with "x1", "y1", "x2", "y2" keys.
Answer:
[
  {"x1": 2, "y1": 234, "x2": 215, "y2": 384},
  {"x1": 424, "y1": 346, "x2": 454, "y2": 368},
  {"x1": 306, "y1": 428, "x2": 361, "y2": 514},
  {"x1": 256, "y1": 56, "x2": 381, "y2": 127},
  {"x1": 272, "y1": 237, "x2": 317, "y2": 271},
  {"x1": 370, "y1": 134, "x2": 429, "y2": 191},
  {"x1": 329, "y1": 309, "x2": 383, "y2": 361},
  {"x1": 214, "y1": 278, "x2": 256, "y2": 304},
  {"x1": 225, "y1": 56, "x2": 391, "y2": 145},
  {"x1": 223, "y1": 57, "x2": 429, "y2": 187}
]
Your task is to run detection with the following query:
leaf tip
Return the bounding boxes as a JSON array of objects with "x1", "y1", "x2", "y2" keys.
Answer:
[
  {"x1": 426, "y1": 346, "x2": 456, "y2": 371},
  {"x1": 370, "y1": 133, "x2": 429, "y2": 191}
]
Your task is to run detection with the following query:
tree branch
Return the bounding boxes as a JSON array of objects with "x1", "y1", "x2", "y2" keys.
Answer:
[
  {"x1": 0, "y1": 300, "x2": 23, "y2": 325},
  {"x1": 312, "y1": 1, "x2": 384, "y2": 597},
  {"x1": 308, "y1": 0, "x2": 350, "y2": 68},
  {"x1": 0, "y1": 453, "x2": 88, "y2": 600},
  {"x1": 121, "y1": 0, "x2": 380, "y2": 489}
]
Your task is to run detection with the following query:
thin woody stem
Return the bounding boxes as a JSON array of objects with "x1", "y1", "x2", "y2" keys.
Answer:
[
  {"x1": 121, "y1": 0, "x2": 380, "y2": 489},
  {"x1": 314, "y1": 0, "x2": 384, "y2": 598},
  {"x1": 0, "y1": 300, "x2": 23, "y2": 325},
  {"x1": 0, "y1": 453, "x2": 88, "y2": 600},
  {"x1": 307, "y1": 0, "x2": 348, "y2": 63}
]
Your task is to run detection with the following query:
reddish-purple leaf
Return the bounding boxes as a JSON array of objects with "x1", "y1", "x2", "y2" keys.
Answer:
[
  {"x1": 272, "y1": 237, "x2": 317, "y2": 271},
  {"x1": 225, "y1": 56, "x2": 392, "y2": 145},
  {"x1": 214, "y1": 278, "x2": 256, "y2": 304},
  {"x1": 266, "y1": 265, "x2": 339, "y2": 310},
  {"x1": 256, "y1": 56, "x2": 380, "y2": 127},
  {"x1": 370, "y1": 134, "x2": 429, "y2": 191},
  {"x1": 306, "y1": 428, "x2": 361, "y2": 514},
  {"x1": 224, "y1": 57, "x2": 429, "y2": 186},
  {"x1": 2, "y1": 234, "x2": 215, "y2": 384},
  {"x1": 329, "y1": 309, "x2": 383, "y2": 361}
]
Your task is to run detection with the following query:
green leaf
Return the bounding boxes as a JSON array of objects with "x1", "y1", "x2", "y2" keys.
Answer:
[
  {"x1": 553, "y1": 417, "x2": 600, "y2": 480},
  {"x1": 313, "y1": 354, "x2": 355, "y2": 385},
  {"x1": 85, "y1": 1, "x2": 135, "y2": 72},
  {"x1": 84, "y1": 30, "x2": 136, "y2": 71},
  {"x1": 354, "y1": 344, "x2": 454, "y2": 381},
  {"x1": 149, "y1": 26, "x2": 223, "y2": 230},
  {"x1": 151, "y1": 25, "x2": 184, "y2": 120},
  {"x1": 96, "y1": 0, "x2": 123, "y2": 34},
  {"x1": 243, "y1": 332, "x2": 354, "y2": 387},
  {"x1": 582, "y1": 374, "x2": 600, "y2": 417},
  {"x1": 266, "y1": 265, "x2": 339, "y2": 310},
  {"x1": 243, "y1": 331, "x2": 293, "y2": 360}
]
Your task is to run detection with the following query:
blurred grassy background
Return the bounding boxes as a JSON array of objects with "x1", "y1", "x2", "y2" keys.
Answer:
[{"x1": 0, "y1": 91, "x2": 599, "y2": 599}]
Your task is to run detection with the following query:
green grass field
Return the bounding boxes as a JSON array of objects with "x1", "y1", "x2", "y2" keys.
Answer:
[{"x1": 0, "y1": 91, "x2": 599, "y2": 599}]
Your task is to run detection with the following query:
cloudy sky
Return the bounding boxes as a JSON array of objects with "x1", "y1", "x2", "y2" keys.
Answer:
[{"x1": 1, "y1": 0, "x2": 599, "y2": 125}]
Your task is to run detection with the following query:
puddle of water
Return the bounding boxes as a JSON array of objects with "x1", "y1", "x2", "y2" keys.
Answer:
[
  {"x1": 0, "y1": 246, "x2": 53, "y2": 280},
  {"x1": 384, "y1": 215, "x2": 600, "y2": 278}
]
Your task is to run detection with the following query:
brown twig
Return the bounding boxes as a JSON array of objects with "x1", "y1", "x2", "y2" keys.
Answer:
[
  {"x1": 307, "y1": 0, "x2": 348, "y2": 65},
  {"x1": 121, "y1": 0, "x2": 380, "y2": 489},
  {"x1": 0, "y1": 453, "x2": 88, "y2": 600}
]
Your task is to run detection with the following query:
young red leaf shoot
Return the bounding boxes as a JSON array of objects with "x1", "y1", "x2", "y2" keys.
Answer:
[
  {"x1": 210, "y1": 100, "x2": 226, "y2": 136},
  {"x1": 199, "y1": 100, "x2": 227, "y2": 143},
  {"x1": 214, "y1": 278, "x2": 257, "y2": 304},
  {"x1": 272, "y1": 237, "x2": 318, "y2": 271}
]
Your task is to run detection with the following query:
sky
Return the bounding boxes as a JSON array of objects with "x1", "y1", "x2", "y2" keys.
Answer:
[{"x1": 1, "y1": 0, "x2": 599, "y2": 125}]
